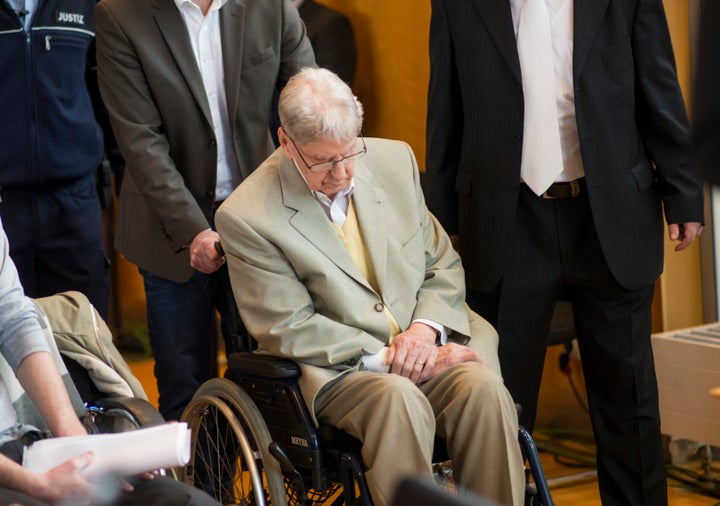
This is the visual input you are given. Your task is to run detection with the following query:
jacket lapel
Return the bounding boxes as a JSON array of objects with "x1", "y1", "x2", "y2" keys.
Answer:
[
  {"x1": 573, "y1": 0, "x2": 610, "y2": 80},
  {"x1": 152, "y1": 0, "x2": 213, "y2": 126},
  {"x1": 470, "y1": 0, "x2": 522, "y2": 84},
  {"x1": 220, "y1": 0, "x2": 245, "y2": 132},
  {"x1": 279, "y1": 157, "x2": 375, "y2": 292},
  {"x1": 352, "y1": 161, "x2": 388, "y2": 296}
]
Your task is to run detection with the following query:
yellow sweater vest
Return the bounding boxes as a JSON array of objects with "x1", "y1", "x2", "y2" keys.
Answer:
[{"x1": 332, "y1": 199, "x2": 401, "y2": 339}]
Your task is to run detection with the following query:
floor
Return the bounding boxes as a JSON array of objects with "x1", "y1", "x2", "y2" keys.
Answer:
[
  {"x1": 125, "y1": 355, "x2": 720, "y2": 505},
  {"x1": 537, "y1": 440, "x2": 720, "y2": 505}
]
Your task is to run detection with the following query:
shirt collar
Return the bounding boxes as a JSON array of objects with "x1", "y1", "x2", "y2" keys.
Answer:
[
  {"x1": 173, "y1": 0, "x2": 228, "y2": 14},
  {"x1": 291, "y1": 158, "x2": 356, "y2": 203}
]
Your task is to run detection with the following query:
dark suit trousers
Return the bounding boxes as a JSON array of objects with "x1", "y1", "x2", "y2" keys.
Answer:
[{"x1": 469, "y1": 183, "x2": 667, "y2": 505}]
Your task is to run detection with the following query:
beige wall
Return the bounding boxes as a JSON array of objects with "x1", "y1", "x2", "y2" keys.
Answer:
[
  {"x1": 115, "y1": 0, "x2": 705, "y2": 336},
  {"x1": 319, "y1": 0, "x2": 431, "y2": 167},
  {"x1": 655, "y1": 0, "x2": 704, "y2": 332}
]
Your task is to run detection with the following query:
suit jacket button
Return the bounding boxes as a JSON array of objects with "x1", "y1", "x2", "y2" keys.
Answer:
[{"x1": 374, "y1": 302, "x2": 384, "y2": 312}]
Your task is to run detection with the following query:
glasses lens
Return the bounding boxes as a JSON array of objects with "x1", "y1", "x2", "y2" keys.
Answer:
[{"x1": 307, "y1": 141, "x2": 366, "y2": 173}]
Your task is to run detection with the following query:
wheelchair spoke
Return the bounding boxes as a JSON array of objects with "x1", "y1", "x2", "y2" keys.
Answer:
[{"x1": 181, "y1": 378, "x2": 287, "y2": 506}]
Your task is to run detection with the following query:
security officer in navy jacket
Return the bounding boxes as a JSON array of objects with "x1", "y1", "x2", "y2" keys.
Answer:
[{"x1": 0, "y1": 0, "x2": 110, "y2": 318}]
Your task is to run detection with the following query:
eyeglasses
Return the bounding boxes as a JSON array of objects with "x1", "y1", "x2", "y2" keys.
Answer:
[{"x1": 287, "y1": 134, "x2": 367, "y2": 173}]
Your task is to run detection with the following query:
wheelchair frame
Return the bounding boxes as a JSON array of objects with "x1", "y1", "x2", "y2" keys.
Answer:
[{"x1": 181, "y1": 352, "x2": 554, "y2": 506}]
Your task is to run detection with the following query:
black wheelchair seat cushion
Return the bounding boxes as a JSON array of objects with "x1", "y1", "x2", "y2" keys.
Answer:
[{"x1": 227, "y1": 352, "x2": 301, "y2": 379}]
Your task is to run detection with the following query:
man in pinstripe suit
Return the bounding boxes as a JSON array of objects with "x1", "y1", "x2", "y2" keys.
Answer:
[{"x1": 425, "y1": 1, "x2": 704, "y2": 504}]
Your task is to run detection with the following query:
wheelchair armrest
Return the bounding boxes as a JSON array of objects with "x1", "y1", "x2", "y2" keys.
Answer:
[
  {"x1": 226, "y1": 352, "x2": 301, "y2": 379},
  {"x1": 92, "y1": 396, "x2": 166, "y2": 427}
]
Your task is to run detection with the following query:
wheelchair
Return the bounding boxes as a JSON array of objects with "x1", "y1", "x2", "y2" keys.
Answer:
[{"x1": 180, "y1": 352, "x2": 554, "y2": 506}]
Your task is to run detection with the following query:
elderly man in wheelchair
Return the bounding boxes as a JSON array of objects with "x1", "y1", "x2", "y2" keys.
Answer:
[{"x1": 207, "y1": 67, "x2": 527, "y2": 506}]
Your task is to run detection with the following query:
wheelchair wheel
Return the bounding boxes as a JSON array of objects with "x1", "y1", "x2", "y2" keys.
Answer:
[
  {"x1": 88, "y1": 397, "x2": 165, "y2": 432},
  {"x1": 181, "y1": 378, "x2": 287, "y2": 505}
]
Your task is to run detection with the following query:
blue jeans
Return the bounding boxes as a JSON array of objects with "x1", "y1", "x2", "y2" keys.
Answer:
[{"x1": 141, "y1": 265, "x2": 246, "y2": 421}]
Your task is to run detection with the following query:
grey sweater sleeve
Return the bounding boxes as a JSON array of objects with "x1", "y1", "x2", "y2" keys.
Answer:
[{"x1": 0, "y1": 219, "x2": 50, "y2": 372}]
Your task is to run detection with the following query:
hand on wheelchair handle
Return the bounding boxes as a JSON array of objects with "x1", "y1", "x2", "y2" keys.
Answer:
[{"x1": 189, "y1": 230, "x2": 225, "y2": 273}]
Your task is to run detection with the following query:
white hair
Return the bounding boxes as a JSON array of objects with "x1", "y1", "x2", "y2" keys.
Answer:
[{"x1": 278, "y1": 67, "x2": 364, "y2": 144}]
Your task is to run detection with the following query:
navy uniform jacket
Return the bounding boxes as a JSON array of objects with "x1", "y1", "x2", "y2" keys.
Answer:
[{"x1": 0, "y1": 0, "x2": 103, "y2": 186}]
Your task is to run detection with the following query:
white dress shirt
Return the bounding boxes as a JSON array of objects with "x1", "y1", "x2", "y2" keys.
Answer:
[{"x1": 174, "y1": 0, "x2": 242, "y2": 201}]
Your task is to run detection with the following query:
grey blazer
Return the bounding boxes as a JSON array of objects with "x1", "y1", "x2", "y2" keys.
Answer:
[{"x1": 95, "y1": 0, "x2": 315, "y2": 281}]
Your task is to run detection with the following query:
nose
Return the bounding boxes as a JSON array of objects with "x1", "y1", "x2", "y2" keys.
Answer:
[{"x1": 329, "y1": 159, "x2": 350, "y2": 178}]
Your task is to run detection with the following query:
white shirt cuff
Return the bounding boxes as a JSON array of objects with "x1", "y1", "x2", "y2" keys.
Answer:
[
  {"x1": 361, "y1": 347, "x2": 391, "y2": 373},
  {"x1": 413, "y1": 318, "x2": 447, "y2": 345}
]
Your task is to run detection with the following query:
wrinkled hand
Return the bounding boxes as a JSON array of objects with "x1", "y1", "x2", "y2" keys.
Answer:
[
  {"x1": 386, "y1": 323, "x2": 438, "y2": 383},
  {"x1": 36, "y1": 451, "x2": 95, "y2": 505},
  {"x1": 669, "y1": 222, "x2": 703, "y2": 252},
  {"x1": 189, "y1": 229, "x2": 225, "y2": 273},
  {"x1": 431, "y1": 342, "x2": 488, "y2": 377}
]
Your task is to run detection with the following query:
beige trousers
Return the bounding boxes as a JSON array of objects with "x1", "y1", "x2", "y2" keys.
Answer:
[{"x1": 314, "y1": 362, "x2": 525, "y2": 506}]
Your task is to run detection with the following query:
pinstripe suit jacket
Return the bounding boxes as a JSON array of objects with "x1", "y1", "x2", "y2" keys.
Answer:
[
  {"x1": 216, "y1": 138, "x2": 500, "y2": 416},
  {"x1": 425, "y1": 0, "x2": 703, "y2": 292}
]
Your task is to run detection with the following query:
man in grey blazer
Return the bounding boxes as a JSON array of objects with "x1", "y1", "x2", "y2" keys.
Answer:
[
  {"x1": 425, "y1": 1, "x2": 704, "y2": 504},
  {"x1": 216, "y1": 68, "x2": 525, "y2": 506},
  {"x1": 94, "y1": 0, "x2": 315, "y2": 422}
]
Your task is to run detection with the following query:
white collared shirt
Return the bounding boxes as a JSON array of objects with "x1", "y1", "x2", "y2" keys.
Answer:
[
  {"x1": 173, "y1": 0, "x2": 241, "y2": 201},
  {"x1": 511, "y1": 0, "x2": 584, "y2": 182},
  {"x1": 310, "y1": 181, "x2": 356, "y2": 226}
]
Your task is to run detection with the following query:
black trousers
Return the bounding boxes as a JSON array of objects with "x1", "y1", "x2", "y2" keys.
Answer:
[
  {"x1": 469, "y1": 184, "x2": 667, "y2": 506},
  {"x1": 0, "y1": 172, "x2": 110, "y2": 319}
]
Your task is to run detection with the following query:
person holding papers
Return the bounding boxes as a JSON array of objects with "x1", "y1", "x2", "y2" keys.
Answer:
[{"x1": 0, "y1": 216, "x2": 217, "y2": 505}]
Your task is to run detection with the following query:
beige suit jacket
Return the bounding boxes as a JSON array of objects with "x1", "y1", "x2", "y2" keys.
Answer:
[
  {"x1": 216, "y1": 138, "x2": 500, "y2": 418},
  {"x1": 95, "y1": 0, "x2": 315, "y2": 282}
]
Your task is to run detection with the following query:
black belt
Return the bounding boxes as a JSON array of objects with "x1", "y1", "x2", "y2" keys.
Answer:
[{"x1": 540, "y1": 178, "x2": 584, "y2": 199}]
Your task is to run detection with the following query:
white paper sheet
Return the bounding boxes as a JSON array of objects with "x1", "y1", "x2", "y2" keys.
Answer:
[{"x1": 22, "y1": 422, "x2": 191, "y2": 477}]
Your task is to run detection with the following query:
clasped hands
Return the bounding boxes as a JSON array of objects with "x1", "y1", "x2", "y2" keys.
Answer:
[{"x1": 385, "y1": 322, "x2": 487, "y2": 384}]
